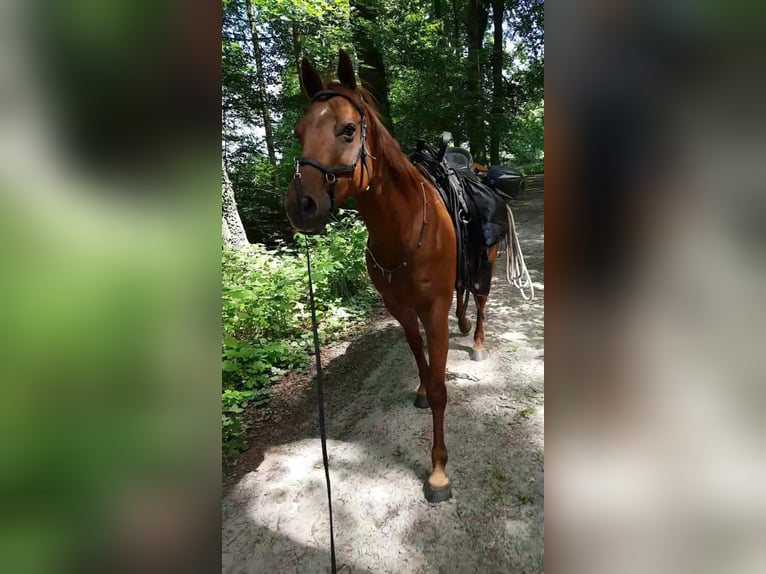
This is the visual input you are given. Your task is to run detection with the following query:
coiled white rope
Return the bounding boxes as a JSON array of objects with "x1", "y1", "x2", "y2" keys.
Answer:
[{"x1": 505, "y1": 205, "x2": 534, "y2": 301}]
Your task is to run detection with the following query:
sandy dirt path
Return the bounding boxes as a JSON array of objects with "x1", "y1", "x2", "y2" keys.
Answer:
[{"x1": 223, "y1": 184, "x2": 544, "y2": 573}]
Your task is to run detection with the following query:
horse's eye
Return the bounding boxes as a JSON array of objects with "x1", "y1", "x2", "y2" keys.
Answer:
[{"x1": 342, "y1": 124, "x2": 356, "y2": 139}]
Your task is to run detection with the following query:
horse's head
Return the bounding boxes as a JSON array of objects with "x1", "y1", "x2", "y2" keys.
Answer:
[{"x1": 284, "y1": 50, "x2": 372, "y2": 233}]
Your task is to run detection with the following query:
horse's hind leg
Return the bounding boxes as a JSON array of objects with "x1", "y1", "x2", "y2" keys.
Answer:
[
  {"x1": 456, "y1": 280, "x2": 472, "y2": 334},
  {"x1": 384, "y1": 299, "x2": 430, "y2": 408},
  {"x1": 470, "y1": 244, "x2": 499, "y2": 361},
  {"x1": 470, "y1": 294, "x2": 488, "y2": 361}
]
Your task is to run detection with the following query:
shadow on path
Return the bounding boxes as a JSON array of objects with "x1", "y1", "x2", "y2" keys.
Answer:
[{"x1": 224, "y1": 191, "x2": 545, "y2": 574}]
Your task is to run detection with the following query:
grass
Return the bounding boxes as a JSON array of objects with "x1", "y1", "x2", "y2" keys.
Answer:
[{"x1": 516, "y1": 492, "x2": 531, "y2": 504}]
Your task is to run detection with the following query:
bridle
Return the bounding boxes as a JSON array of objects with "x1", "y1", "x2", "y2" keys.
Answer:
[
  {"x1": 293, "y1": 89, "x2": 429, "y2": 281},
  {"x1": 293, "y1": 90, "x2": 373, "y2": 212}
]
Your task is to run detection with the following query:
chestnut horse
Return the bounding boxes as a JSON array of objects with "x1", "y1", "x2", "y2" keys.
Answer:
[{"x1": 284, "y1": 50, "x2": 498, "y2": 502}]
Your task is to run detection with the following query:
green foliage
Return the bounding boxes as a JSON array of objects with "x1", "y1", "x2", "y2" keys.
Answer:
[
  {"x1": 222, "y1": 0, "x2": 544, "y2": 245},
  {"x1": 519, "y1": 162, "x2": 544, "y2": 176},
  {"x1": 222, "y1": 212, "x2": 375, "y2": 455},
  {"x1": 509, "y1": 99, "x2": 545, "y2": 166},
  {"x1": 221, "y1": 0, "x2": 544, "y2": 456}
]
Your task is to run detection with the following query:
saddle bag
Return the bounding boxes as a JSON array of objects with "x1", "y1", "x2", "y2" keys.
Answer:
[
  {"x1": 486, "y1": 165, "x2": 525, "y2": 201},
  {"x1": 461, "y1": 176, "x2": 508, "y2": 248}
]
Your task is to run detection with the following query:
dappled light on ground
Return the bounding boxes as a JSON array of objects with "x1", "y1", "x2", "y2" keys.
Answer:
[{"x1": 223, "y1": 191, "x2": 544, "y2": 573}]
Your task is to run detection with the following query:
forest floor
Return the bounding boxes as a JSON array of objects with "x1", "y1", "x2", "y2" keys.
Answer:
[{"x1": 223, "y1": 178, "x2": 544, "y2": 574}]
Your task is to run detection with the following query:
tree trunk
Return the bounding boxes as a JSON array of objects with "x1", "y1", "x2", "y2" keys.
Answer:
[
  {"x1": 465, "y1": 0, "x2": 489, "y2": 162},
  {"x1": 489, "y1": 0, "x2": 504, "y2": 165},
  {"x1": 222, "y1": 159, "x2": 249, "y2": 248},
  {"x1": 350, "y1": 0, "x2": 393, "y2": 134},
  {"x1": 245, "y1": 0, "x2": 279, "y2": 189},
  {"x1": 451, "y1": 0, "x2": 461, "y2": 57},
  {"x1": 292, "y1": 22, "x2": 303, "y2": 76}
]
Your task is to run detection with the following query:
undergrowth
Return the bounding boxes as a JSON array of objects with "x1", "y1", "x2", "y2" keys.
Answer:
[{"x1": 222, "y1": 211, "x2": 375, "y2": 458}]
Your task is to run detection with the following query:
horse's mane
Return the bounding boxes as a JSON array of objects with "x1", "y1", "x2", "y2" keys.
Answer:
[{"x1": 326, "y1": 82, "x2": 424, "y2": 189}]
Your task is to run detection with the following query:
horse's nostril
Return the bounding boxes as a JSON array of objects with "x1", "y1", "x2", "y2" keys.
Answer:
[{"x1": 301, "y1": 195, "x2": 317, "y2": 217}]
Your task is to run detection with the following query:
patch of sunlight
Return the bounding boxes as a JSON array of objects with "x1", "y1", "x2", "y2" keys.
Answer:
[
  {"x1": 236, "y1": 438, "x2": 426, "y2": 573},
  {"x1": 331, "y1": 307, "x2": 351, "y2": 319},
  {"x1": 499, "y1": 331, "x2": 529, "y2": 342},
  {"x1": 366, "y1": 484, "x2": 390, "y2": 503},
  {"x1": 529, "y1": 406, "x2": 545, "y2": 450},
  {"x1": 258, "y1": 439, "x2": 365, "y2": 488},
  {"x1": 505, "y1": 518, "x2": 531, "y2": 538}
]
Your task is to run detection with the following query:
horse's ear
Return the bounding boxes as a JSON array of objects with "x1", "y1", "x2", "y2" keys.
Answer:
[
  {"x1": 300, "y1": 58, "x2": 324, "y2": 99},
  {"x1": 337, "y1": 49, "x2": 357, "y2": 91}
]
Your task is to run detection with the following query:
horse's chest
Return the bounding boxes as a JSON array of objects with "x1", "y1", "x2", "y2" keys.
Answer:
[{"x1": 367, "y1": 260, "x2": 443, "y2": 307}]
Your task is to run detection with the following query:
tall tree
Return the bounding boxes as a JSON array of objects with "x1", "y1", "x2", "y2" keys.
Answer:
[
  {"x1": 465, "y1": 0, "x2": 490, "y2": 161},
  {"x1": 489, "y1": 0, "x2": 504, "y2": 165},
  {"x1": 245, "y1": 0, "x2": 279, "y2": 188},
  {"x1": 451, "y1": 0, "x2": 461, "y2": 57},
  {"x1": 350, "y1": 0, "x2": 393, "y2": 132},
  {"x1": 291, "y1": 22, "x2": 303, "y2": 76},
  {"x1": 221, "y1": 0, "x2": 544, "y2": 245}
]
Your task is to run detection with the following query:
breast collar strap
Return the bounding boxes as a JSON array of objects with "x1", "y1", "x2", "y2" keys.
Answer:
[{"x1": 293, "y1": 90, "x2": 374, "y2": 210}]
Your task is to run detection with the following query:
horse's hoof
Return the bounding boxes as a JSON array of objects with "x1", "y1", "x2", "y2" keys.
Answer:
[
  {"x1": 470, "y1": 348, "x2": 485, "y2": 361},
  {"x1": 414, "y1": 394, "x2": 430, "y2": 409},
  {"x1": 458, "y1": 318, "x2": 472, "y2": 334},
  {"x1": 424, "y1": 481, "x2": 452, "y2": 503}
]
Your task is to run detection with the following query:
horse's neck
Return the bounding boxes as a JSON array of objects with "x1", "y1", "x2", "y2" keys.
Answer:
[{"x1": 356, "y1": 159, "x2": 423, "y2": 247}]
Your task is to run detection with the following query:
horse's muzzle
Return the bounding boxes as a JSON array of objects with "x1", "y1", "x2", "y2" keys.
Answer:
[{"x1": 284, "y1": 181, "x2": 332, "y2": 233}]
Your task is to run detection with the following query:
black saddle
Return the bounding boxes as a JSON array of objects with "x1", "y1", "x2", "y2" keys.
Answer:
[
  {"x1": 443, "y1": 147, "x2": 473, "y2": 171},
  {"x1": 410, "y1": 142, "x2": 512, "y2": 295},
  {"x1": 436, "y1": 146, "x2": 510, "y2": 248}
]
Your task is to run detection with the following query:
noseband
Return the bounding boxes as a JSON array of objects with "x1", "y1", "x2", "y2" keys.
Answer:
[{"x1": 293, "y1": 90, "x2": 373, "y2": 211}]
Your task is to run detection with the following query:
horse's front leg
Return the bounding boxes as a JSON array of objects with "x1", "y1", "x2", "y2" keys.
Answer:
[
  {"x1": 420, "y1": 299, "x2": 451, "y2": 502},
  {"x1": 383, "y1": 298, "x2": 431, "y2": 409}
]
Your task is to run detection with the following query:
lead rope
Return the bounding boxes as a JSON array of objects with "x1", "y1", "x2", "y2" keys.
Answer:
[
  {"x1": 304, "y1": 240, "x2": 338, "y2": 574},
  {"x1": 505, "y1": 205, "x2": 534, "y2": 301}
]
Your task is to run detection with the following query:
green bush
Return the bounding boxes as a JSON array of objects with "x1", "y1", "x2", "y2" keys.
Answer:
[
  {"x1": 519, "y1": 161, "x2": 544, "y2": 177},
  {"x1": 222, "y1": 212, "x2": 375, "y2": 457}
]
